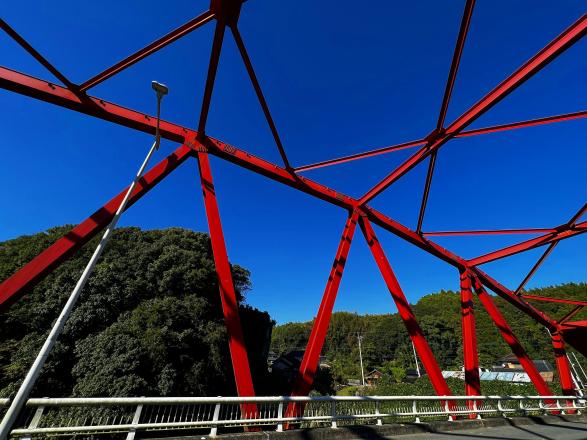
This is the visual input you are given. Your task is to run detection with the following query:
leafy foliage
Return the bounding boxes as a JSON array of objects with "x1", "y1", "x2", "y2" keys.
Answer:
[
  {"x1": 0, "y1": 226, "x2": 273, "y2": 398},
  {"x1": 271, "y1": 284, "x2": 587, "y2": 392}
]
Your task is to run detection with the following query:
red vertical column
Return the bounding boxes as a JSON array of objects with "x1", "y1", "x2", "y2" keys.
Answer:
[
  {"x1": 359, "y1": 215, "x2": 452, "y2": 397},
  {"x1": 551, "y1": 332, "x2": 576, "y2": 396},
  {"x1": 460, "y1": 270, "x2": 480, "y2": 418},
  {"x1": 471, "y1": 276, "x2": 552, "y2": 396},
  {"x1": 196, "y1": 151, "x2": 256, "y2": 404},
  {"x1": 285, "y1": 211, "x2": 358, "y2": 421}
]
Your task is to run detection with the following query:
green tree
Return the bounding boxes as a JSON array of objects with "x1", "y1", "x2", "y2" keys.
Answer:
[{"x1": 0, "y1": 226, "x2": 273, "y2": 398}]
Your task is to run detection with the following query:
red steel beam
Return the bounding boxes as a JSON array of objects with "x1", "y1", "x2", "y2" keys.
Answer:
[
  {"x1": 468, "y1": 221, "x2": 587, "y2": 266},
  {"x1": 295, "y1": 109, "x2": 587, "y2": 174},
  {"x1": 0, "y1": 19, "x2": 79, "y2": 93},
  {"x1": 198, "y1": 20, "x2": 227, "y2": 135},
  {"x1": 296, "y1": 108, "x2": 587, "y2": 173},
  {"x1": 231, "y1": 25, "x2": 292, "y2": 170},
  {"x1": 0, "y1": 66, "x2": 562, "y2": 333},
  {"x1": 559, "y1": 306, "x2": 583, "y2": 324},
  {"x1": 287, "y1": 211, "x2": 359, "y2": 420},
  {"x1": 0, "y1": 67, "x2": 187, "y2": 142},
  {"x1": 359, "y1": 14, "x2": 587, "y2": 205},
  {"x1": 416, "y1": 0, "x2": 476, "y2": 233},
  {"x1": 471, "y1": 276, "x2": 553, "y2": 396},
  {"x1": 514, "y1": 242, "x2": 558, "y2": 294},
  {"x1": 294, "y1": 139, "x2": 424, "y2": 173},
  {"x1": 195, "y1": 151, "x2": 257, "y2": 403},
  {"x1": 551, "y1": 332, "x2": 576, "y2": 396},
  {"x1": 0, "y1": 145, "x2": 193, "y2": 310},
  {"x1": 456, "y1": 110, "x2": 587, "y2": 138},
  {"x1": 423, "y1": 228, "x2": 556, "y2": 237},
  {"x1": 79, "y1": 10, "x2": 215, "y2": 92},
  {"x1": 359, "y1": 216, "x2": 453, "y2": 397},
  {"x1": 567, "y1": 202, "x2": 587, "y2": 227},
  {"x1": 436, "y1": 0, "x2": 476, "y2": 131},
  {"x1": 416, "y1": 150, "x2": 437, "y2": 234},
  {"x1": 362, "y1": 208, "x2": 560, "y2": 331},
  {"x1": 521, "y1": 295, "x2": 587, "y2": 307},
  {"x1": 460, "y1": 270, "x2": 481, "y2": 409}
]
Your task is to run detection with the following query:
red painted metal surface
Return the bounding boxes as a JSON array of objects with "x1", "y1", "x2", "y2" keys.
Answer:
[
  {"x1": 0, "y1": 0, "x2": 585, "y2": 411},
  {"x1": 460, "y1": 271, "x2": 480, "y2": 412},
  {"x1": 286, "y1": 211, "x2": 359, "y2": 420},
  {"x1": 456, "y1": 110, "x2": 587, "y2": 138},
  {"x1": 360, "y1": 216, "x2": 453, "y2": 397},
  {"x1": 195, "y1": 151, "x2": 257, "y2": 403},
  {"x1": 291, "y1": 211, "x2": 359, "y2": 397},
  {"x1": 231, "y1": 25, "x2": 292, "y2": 170},
  {"x1": 521, "y1": 295, "x2": 587, "y2": 307},
  {"x1": 417, "y1": 0, "x2": 476, "y2": 233},
  {"x1": 469, "y1": 221, "x2": 587, "y2": 266},
  {"x1": 79, "y1": 10, "x2": 215, "y2": 92},
  {"x1": 423, "y1": 228, "x2": 557, "y2": 237},
  {"x1": 472, "y1": 277, "x2": 552, "y2": 396},
  {"x1": 551, "y1": 332, "x2": 576, "y2": 396},
  {"x1": 358, "y1": 14, "x2": 587, "y2": 205},
  {"x1": 0, "y1": 145, "x2": 193, "y2": 311},
  {"x1": 294, "y1": 139, "x2": 425, "y2": 173}
]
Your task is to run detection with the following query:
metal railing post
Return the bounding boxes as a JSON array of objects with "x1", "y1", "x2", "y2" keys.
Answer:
[
  {"x1": 497, "y1": 399, "x2": 506, "y2": 418},
  {"x1": 519, "y1": 398, "x2": 527, "y2": 416},
  {"x1": 126, "y1": 403, "x2": 144, "y2": 440},
  {"x1": 276, "y1": 401, "x2": 283, "y2": 432},
  {"x1": 445, "y1": 400, "x2": 454, "y2": 421},
  {"x1": 413, "y1": 400, "x2": 420, "y2": 423},
  {"x1": 330, "y1": 401, "x2": 337, "y2": 429},
  {"x1": 22, "y1": 399, "x2": 47, "y2": 440},
  {"x1": 210, "y1": 402, "x2": 222, "y2": 437},
  {"x1": 375, "y1": 401, "x2": 382, "y2": 426}
]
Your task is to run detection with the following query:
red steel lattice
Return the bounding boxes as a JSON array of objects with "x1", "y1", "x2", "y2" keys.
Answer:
[{"x1": 1, "y1": 0, "x2": 586, "y2": 407}]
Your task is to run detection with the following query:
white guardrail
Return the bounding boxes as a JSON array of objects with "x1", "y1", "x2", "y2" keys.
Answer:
[{"x1": 0, "y1": 395, "x2": 584, "y2": 439}]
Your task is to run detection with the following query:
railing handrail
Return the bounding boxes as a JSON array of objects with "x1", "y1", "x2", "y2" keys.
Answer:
[
  {"x1": 2, "y1": 394, "x2": 584, "y2": 438},
  {"x1": 1, "y1": 394, "x2": 584, "y2": 407}
]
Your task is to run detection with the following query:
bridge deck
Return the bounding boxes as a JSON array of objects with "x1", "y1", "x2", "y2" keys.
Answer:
[{"x1": 144, "y1": 415, "x2": 587, "y2": 440}]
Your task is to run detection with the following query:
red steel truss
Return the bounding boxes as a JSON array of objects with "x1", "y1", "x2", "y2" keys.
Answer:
[{"x1": 0, "y1": 0, "x2": 586, "y2": 410}]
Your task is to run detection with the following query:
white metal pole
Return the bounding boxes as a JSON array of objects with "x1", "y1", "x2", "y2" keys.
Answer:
[
  {"x1": 357, "y1": 333, "x2": 365, "y2": 387},
  {"x1": 412, "y1": 341, "x2": 421, "y2": 377},
  {"x1": 0, "y1": 83, "x2": 168, "y2": 439}
]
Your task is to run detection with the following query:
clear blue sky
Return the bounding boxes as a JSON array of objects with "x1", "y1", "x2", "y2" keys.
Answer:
[{"x1": 1, "y1": 0, "x2": 585, "y2": 323}]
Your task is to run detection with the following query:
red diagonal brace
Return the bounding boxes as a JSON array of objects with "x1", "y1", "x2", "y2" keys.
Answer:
[
  {"x1": 471, "y1": 276, "x2": 552, "y2": 396},
  {"x1": 79, "y1": 10, "x2": 215, "y2": 92},
  {"x1": 469, "y1": 221, "x2": 587, "y2": 266},
  {"x1": 359, "y1": 14, "x2": 587, "y2": 205},
  {"x1": 292, "y1": 211, "x2": 359, "y2": 396},
  {"x1": 460, "y1": 270, "x2": 480, "y2": 418},
  {"x1": 456, "y1": 110, "x2": 587, "y2": 138},
  {"x1": 0, "y1": 145, "x2": 192, "y2": 311},
  {"x1": 195, "y1": 151, "x2": 257, "y2": 405},
  {"x1": 359, "y1": 215, "x2": 452, "y2": 397},
  {"x1": 285, "y1": 211, "x2": 359, "y2": 421}
]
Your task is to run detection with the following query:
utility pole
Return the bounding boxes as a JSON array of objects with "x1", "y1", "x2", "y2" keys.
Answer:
[
  {"x1": 357, "y1": 333, "x2": 365, "y2": 387},
  {"x1": 412, "y1": 341, "x2": 421, "y2": 377}
]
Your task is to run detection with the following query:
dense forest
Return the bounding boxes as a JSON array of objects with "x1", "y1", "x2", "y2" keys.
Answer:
[
  {"x1": 271, "y1": 284, "x2": 587, "y2": 387},
  {"x1": 0, "y1": 226, "x2": 273, "y2": 398},
  {"x1": 1, "y1": 225, "x2": 585, "y2": 398}
]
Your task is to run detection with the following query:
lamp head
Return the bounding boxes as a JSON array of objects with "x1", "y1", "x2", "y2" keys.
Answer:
[{"x1": 151, "y1": 81, "x2": 168, "y2": 97}]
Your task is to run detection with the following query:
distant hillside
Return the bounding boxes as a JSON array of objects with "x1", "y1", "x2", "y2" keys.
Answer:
[{"x1": 271, "y1": 283, "x2": 587, "y2": 383}]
